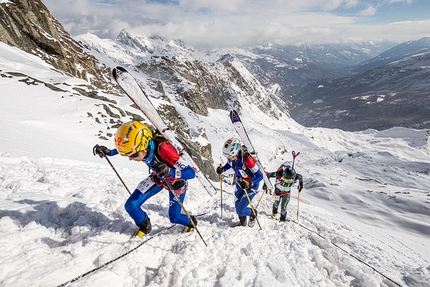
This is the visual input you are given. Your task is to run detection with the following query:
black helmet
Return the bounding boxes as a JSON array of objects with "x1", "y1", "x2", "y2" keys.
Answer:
[{"x1": 282, "y1": 165, "x2": 296, "y2": 180}]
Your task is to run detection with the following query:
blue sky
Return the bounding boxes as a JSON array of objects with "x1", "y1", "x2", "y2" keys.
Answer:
[
  {"x1": 43, "y1": 0, "x2": 430, "y2": 49},
  {"x1": 348, "y1": 0, "x2": 430, "y2": 23}
]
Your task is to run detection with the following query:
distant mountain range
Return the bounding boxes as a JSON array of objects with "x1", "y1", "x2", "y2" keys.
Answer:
[
  {"x1": 354, "y1": 37, "x2": 430, "y2": 74},
  {"x1": 290, "y1": 37, "x2": 430, "y2": 131},
  {"x1": 223, "y1": 41, "x2": 397, "y2": 98},
  {"x1": 1, "y1": 0, "x2": 429, "y2": 132}
]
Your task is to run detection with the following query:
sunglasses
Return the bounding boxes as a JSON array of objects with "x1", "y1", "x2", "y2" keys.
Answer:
[{"x1": 129, "y1": 151, "x2": 141, "y2": 158}]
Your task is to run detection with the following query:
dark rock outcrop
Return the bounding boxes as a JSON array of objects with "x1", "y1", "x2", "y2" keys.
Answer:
[{"x1": 0, "y1": 0, "x2": 112, "y2": 91}]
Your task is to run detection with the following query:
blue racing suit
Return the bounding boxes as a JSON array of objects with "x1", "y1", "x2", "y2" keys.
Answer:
[
  {"x1": 110, "y1": 139, "x2": 195, "y2": 226},
  {"x1": 220, "y1": 150, "x2": 263, "y2": 217}
]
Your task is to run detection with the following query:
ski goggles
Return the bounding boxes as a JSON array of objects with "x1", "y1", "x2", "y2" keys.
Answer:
[{"x1": 281, "y1": 178, "x2": 294, "y2": 183}]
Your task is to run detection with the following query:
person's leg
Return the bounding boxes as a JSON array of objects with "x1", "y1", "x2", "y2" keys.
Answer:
[
  {"x1": 279, "y1": 193, "x2": 291, "y2": 221},
  {"x1": 168, "y1": 186, "x2": 190, "y2": 226},
  {"x1": 124, "y1": 177, "x2": 163, "y2": 225},
  {"x1": 273, "y1": 195, "x2": 280, "y2": 216},
  {"x1": 235, "y1": 189, "x2": 256, "y2": 217}
]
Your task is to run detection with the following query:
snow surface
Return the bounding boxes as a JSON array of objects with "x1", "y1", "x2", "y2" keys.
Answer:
[{"x1": 1, "y1": 41, "x2": 430, "y2": 287}]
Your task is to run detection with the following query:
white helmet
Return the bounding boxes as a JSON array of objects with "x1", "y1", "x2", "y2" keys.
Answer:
[{"x1": 222, "y1": 138, "x2": 241, "y2": 158}]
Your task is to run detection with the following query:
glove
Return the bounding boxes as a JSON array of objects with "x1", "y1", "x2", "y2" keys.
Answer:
[
  {"x1": 262, "y1": 183, "x2": 272, "y2": 194},
  {"x1": 216, "y1": 166, "x2": 223, "y2": 175},
  {"x1": 153, "y1": 163, "x2": 171, "y2": 178},
  {"x1": 93, "y1": 144, "x2": 110, "y2": 158},
  {"x1": 297, "y1": 184, "x2": 303, "y2": 192},
  {"x1": 238, "y1": 180, "x2": 253, "y2": 190},
  {"x1": 150, "y1": 174, "x2": 163, "y2": 185}
]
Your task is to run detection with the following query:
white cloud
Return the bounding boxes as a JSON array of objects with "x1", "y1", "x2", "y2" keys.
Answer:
[
  {"x1": 42, "y1": 0, "x2": 430, "y2": 48},
  {"x1": 357, "y1": 5, "x2": 377, "y2": 17},
  {"x1": 387, "y1": 0, "x2": 413, "y2": 3}
]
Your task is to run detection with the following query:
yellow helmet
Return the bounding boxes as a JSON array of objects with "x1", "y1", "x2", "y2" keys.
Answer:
[{"x1": 114, "y1": 121, "x2": 153, "y2": 156}]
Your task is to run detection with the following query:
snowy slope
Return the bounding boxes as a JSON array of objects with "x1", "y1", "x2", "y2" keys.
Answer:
[{"x1": 1, "y1": 42, "x2": 430, "y2": 287}]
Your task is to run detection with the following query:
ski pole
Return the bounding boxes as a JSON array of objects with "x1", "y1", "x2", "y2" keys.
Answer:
[
  {"x1": 163, "y1": 179, "x2": 208, "y2": 247},
  {"x1": 104, "y1": 156, "x2": 131, "y2": 195},
  {"x1": 220, "y1": 172, "x2": 223, "y2": 218},
  {"x1": 241, "y1": 184, "x2": 262, "y2": 230},
  {"x1": 255, "y1": 183, "x2": 268, "y2": 209},
  {"x1": 255, "y1": 190, "x2": 265, "y2": 209},
  {"x1": 218, "y1": 159, "x2": 224, "y2": 218}
]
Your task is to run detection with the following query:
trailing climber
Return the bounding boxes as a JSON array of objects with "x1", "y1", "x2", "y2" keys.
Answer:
[
  {"x1": 216, "y1": 138, "x2": 263, "y2": 227},
  {"x1": 266, "y1": 164, "x2": 303, "y2": 222}
]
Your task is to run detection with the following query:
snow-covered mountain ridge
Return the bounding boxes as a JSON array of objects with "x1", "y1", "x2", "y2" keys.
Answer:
[
  {"x1": 76, "y1": 30, "x2": 289, "y2": 118},
  {"x1": 221, "y1": 41, "x2": 398, "y2": 102},
  {"x1": 355, "y1": 37, "x2": 430, "y2": 74}
]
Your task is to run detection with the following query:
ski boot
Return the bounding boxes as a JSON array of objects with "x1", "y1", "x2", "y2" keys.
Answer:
[
  {"x1": 184, "y1": 215, "x2": 197, "y2": 233},
  {"x1": 248, "y1": 210, "x2": 258, "y2": 227},
  {"x1": 136, "y1": 217, "x2": 152, "y2": 238},
  {"x1": 239, "y1": 216, "x2": 247, "y2": 226},
  {"x1": 280, "y1": 214, "x2": 286, "y2": 222},
  {"x1": 272, "y1": 207, "x2": 278, "y2": 218}
]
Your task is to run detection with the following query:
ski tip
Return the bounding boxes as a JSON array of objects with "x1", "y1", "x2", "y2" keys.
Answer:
[
  {"x1": 112, "y1": 66, "x2": 127, "y2": 79},
  {"x1": 230, "y1": 110, "x2": 240, "y2": 122},
  {"x1": 115, "y1": 66, "x2": 127, "y2": 72}
]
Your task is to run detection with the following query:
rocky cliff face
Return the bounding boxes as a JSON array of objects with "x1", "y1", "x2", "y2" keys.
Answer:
[
  {"x1": 137, "y1": 55, "x2": 240, "y2": 116},
  {"x1": 0, "y1": 0, "x2": 112, "y2": 91}
]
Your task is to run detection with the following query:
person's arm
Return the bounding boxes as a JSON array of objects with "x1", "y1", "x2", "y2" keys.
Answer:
[
  {"x1": 296, "y1": 173, "x2": 303, "y2": 192},
  {"x1": 267, "y1": 166, "x2": 283, "y2": 179},
  {"x1": 93, "y1": 144, "x2": 118, "y2": 157},
  {"x1": 244, "y1": 156, "x2": 263, "y2": 188},
  {"x1": 266, "y1": 171, "x2": 276, "y2": 178},
  {"x1": 158, "y1": 142, "x2": 195, "y2": 180},
  {"x1": 217, "y1": 162, "x2": 232, "y2": 175}
]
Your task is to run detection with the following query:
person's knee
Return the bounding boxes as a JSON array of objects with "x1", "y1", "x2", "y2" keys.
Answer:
[
  {"x1": 169, "y1": 214, "x2": 181, "y2": 224},
  {"x1": 236, "y1": 205, "x2": 247, "y2": 216},
  {"x1": 124, "y1": 200, "x2": 138, "y2": 213}
]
